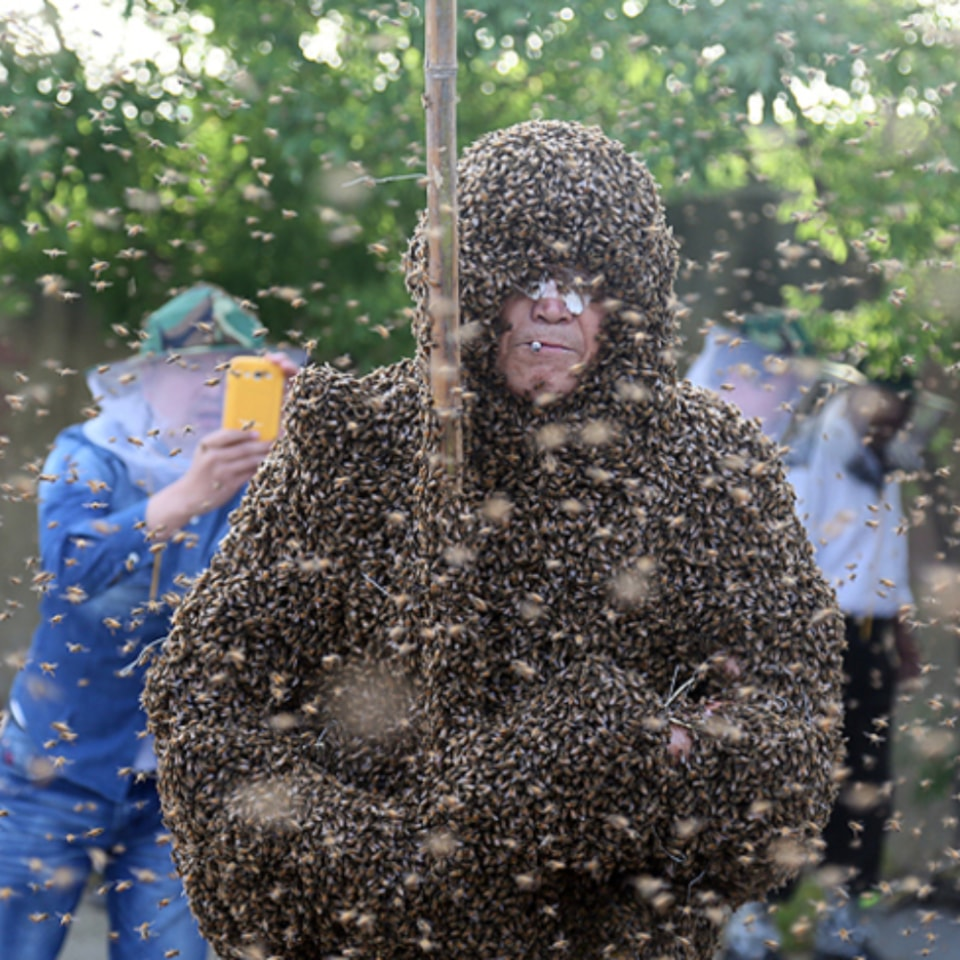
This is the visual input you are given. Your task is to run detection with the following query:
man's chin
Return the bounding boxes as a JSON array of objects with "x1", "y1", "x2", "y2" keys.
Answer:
[{"x1": 524, "y1": 377, "x2": 579, "y2": 405}]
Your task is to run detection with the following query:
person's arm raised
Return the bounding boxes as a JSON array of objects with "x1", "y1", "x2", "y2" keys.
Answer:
[{"x1": 144, "y1": 428, "x2": 271, "y2": 537}]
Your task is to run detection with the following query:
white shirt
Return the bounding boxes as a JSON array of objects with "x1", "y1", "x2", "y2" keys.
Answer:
[{"x1": 787, "y1": 395, "x2": 913, "y2": 619}]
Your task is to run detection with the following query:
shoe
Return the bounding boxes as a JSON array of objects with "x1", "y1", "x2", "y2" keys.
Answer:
[
  {"x1": 812, "y1": 895, "x2": 887, "y2": 960},
  {"x1": 724, "y1": 948, "x2": 783, "y2": 960},
  {"x1": 722, "y1": 901, "x2": 783, "y2": 960},
  {"x1": 812, "y1": 947, "x2": 887, "y2": 960}
]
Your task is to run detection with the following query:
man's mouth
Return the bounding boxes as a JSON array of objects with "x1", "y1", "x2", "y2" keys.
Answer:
[{"x1": 527, "y1": 340, "x2": 573, "y2": 353}]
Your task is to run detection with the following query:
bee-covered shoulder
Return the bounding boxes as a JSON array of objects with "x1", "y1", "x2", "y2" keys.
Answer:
[
  {"x1": 663, "y1": 379, "x2": 798, "y2": 532},
  {"x1": 281, "y1": 358, "x2": 421, "y2": 459},
  {"x1": 227, "y1": 359, "x2": 422, "y2": 547},
  {"x1": 674, "y1": 378, "x2": 787, "y2": 471}
]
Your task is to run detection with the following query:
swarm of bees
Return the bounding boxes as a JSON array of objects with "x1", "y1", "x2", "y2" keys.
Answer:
[{"x1": 144, "y1": 122, "x2": 844, "y2": 960}]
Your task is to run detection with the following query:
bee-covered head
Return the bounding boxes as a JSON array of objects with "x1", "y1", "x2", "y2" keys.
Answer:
[{"x1": 405, "y1": 120, "x2": 680, "y2": 410}]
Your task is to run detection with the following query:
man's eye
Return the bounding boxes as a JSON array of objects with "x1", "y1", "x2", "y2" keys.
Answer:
[
  {"x1": 564, "y1": 291, "x2": 585, "y2": 315},
  {"x1": 521, "y1": 277, "x2": 591, "y2": 315}
]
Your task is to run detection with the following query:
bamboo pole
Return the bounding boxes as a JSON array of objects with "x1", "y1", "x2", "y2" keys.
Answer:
[{"x1": 424, "y1": 0, "x2": 462, "y2": 489}]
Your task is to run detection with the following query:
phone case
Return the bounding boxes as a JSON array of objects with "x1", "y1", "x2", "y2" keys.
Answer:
[{"x1": 221, "y1": 355, "x2": 284, "y2": 441}]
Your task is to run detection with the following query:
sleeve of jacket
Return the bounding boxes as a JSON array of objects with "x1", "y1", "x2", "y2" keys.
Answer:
[
  {"x1": 643, "y1": 402, "x2": 845, "y2": 903},
  {"x1": 142, "y1": 368, "x2": 422, "y2": 958},
  {"x1": 36, "y1": 432, "x2": 153, "y2": 596}
]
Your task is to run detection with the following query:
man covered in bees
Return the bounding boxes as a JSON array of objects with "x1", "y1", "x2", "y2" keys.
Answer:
[{"x1": 144, "y1": 121, "x2": 844, "y2": 960}]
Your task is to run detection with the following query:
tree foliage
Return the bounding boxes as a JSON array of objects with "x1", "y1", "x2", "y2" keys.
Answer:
[{"x1": 0, "y1": 0, "x2": 957, "y2": 376}]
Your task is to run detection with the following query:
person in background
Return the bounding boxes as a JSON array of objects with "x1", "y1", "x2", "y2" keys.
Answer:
[
  {"x1": 690, "y1": 329, "x2": 921, "y2": 960},
  {"x1": 684, "y1": 312, "x2": 819, "y2": 446},
  {"x1": 0, "y1": 283, "x2": 297, "y2": 960},
  {"x1": 785, "y1": 382, "x2": 919, "y2": 960}
]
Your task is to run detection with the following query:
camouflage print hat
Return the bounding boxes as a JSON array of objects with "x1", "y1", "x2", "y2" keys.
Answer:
[
  {"x1": 739, "y1": 310, "x2": 813, "y2": 358},
  {"x1": 136, "y1": 283, "x2": 266, "y2": 359}
]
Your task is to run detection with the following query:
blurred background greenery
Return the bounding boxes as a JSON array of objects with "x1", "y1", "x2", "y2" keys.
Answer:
[{"x1": 1, "y1": 0, "x2": 958, "y2": 374}]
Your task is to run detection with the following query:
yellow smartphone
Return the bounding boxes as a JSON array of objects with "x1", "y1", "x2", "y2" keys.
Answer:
[{"x1": 221, "y1": 355, "x2": 284, "y2": 441}]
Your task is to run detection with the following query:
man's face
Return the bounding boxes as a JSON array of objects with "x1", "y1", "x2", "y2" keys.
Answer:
[
  {"x1": 496, "y1": 277, "x2": 605, "y2": 400},
  {"x1": 849, "y1": 385, "x2": 908, "y2": 452}
]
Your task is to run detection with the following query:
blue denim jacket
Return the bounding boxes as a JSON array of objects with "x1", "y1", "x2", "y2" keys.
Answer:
[{"x1": 7, "y1": 425, "x2": 242, "y2": 802}]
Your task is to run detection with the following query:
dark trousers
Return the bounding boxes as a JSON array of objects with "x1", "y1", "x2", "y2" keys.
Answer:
[
  {"x1": 819, "y1": 614, "x2": 897, "y2": 892},
  {"x1": 770, "y1": 614, "x2": 897, "y2": 902}
]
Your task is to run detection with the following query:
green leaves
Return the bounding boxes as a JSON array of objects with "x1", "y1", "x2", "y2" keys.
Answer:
[{"x1": 0, "y1": 0, "x2": 957, "y2": 377}]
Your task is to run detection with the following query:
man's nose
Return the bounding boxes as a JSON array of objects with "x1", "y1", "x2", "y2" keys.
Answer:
[{"x1": 533, "y1": 281, "x2": 573, "y2": 323}]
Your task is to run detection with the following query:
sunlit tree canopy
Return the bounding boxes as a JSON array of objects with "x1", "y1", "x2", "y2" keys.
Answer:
[{"x1": 0, "y1": 0, "x2": 957, "y2": 375}]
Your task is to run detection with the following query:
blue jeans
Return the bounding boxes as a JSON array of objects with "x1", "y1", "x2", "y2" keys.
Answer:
[{"x1": 0, "y1": 717, "x2": 208, "y2": 960}]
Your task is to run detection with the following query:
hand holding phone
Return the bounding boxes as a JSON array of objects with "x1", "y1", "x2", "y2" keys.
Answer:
[{"x1": 221, "y1": 355, "x2": 285, "y2": 442}]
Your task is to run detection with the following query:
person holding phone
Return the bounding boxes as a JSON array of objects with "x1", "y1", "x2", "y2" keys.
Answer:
[{"x1": 0, "y1": 283, "x2": 297, "y2": 960}]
